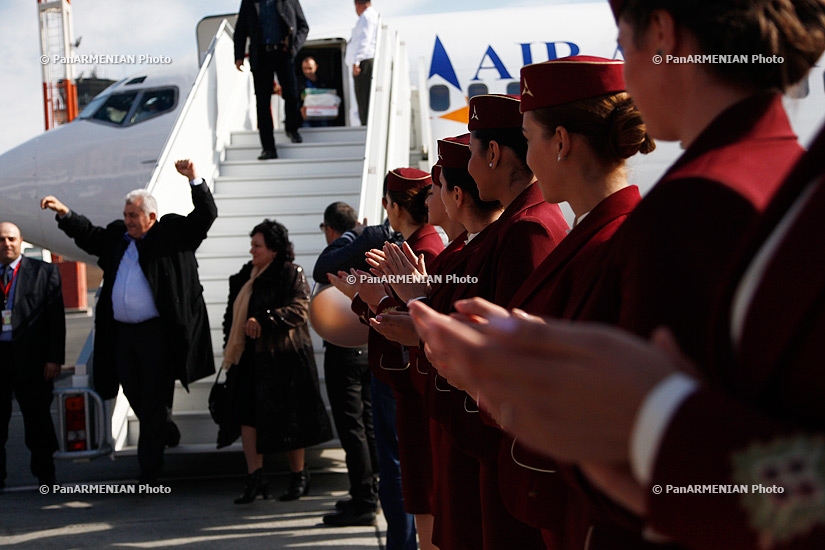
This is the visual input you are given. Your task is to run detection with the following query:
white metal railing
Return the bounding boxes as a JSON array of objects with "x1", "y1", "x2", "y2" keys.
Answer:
[
  {"x1": 386, "y1": 40, "x2": 411, "y2": 171},
  {"x1": 146, "y1": 19, "x2": 255, "y2": 213},
  {"x1": 416, "y1": 57, "x2": 433, "y2": 163},
  {"x1": 357, "y1": 20, "x2": 412, "y2": 225}
]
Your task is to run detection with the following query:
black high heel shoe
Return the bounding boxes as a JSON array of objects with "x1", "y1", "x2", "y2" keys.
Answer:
[
  {"x1": 278, "y1": 469, "x2": 310, "y2": 501},
  {"x1": 234, "y1": 468, "x2": 269, "y2": 504}
]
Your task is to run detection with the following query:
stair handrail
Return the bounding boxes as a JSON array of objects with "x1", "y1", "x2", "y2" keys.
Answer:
[
  {"x1": 145, "y1": 19, "x2": 255, "y2": 215},
  {"x1": 357, "y1": 19, "x2": 411, "y2": 224}
]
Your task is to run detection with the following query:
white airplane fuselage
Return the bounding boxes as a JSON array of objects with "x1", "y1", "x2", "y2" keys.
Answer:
[{"x1": 1, "y1": 2, "x2": 823, "y2": 262}]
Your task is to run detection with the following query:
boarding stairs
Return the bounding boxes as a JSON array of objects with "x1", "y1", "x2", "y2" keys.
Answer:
[
  {"x1": 128, "y1": 126, "x2": 369, "y2": 452},
  {"x1": 98, "y1": 18, "x2": 419, "y2": 456}
]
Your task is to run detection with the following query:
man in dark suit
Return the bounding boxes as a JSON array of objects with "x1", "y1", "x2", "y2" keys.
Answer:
[
  {"x1": 234, "y1": 0, "x2": 309, "y2": 160},
  {"x1": 314, "y1": 202, "x2": 378, "y2": 526},
  {"x1": 0, "y1": 222, "x2": 65, "y2": 489},
  {"x1": 40, "y1": 159, "x2": 217, "y2": 484}
]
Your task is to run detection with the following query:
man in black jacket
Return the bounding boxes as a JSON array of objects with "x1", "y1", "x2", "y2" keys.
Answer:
[
  {"x1": 234, "y1": 0, "x2": 309, "y2": 160},
  {"x1": 314, "y1": 202, "x2": 379, "y2": 525},
  {"x1": 41, "y1": 159, "x2": 217, "y2": 483},
  {"x1": 0, "y1": 222, "x2": 64, "y2": 489}
]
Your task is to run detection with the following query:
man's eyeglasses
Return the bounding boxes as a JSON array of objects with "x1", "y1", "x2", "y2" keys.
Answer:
[{"x1": 319, "y1": 223, "x2": 327, "y2": 232}]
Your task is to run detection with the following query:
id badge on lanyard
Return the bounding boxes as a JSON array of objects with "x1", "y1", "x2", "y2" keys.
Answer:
[{"x1": 1, "y1": 263, "x2": 20, "y2": 333}]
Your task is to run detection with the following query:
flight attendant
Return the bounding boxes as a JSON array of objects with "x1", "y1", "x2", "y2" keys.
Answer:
[
  {"x1": 438, "y1": 95, "x2": 569, "y2": 550},
  {"x1": 462, "y1": 94, "x2": 570, "y2": 305},
  {"x1": 344, "y1": 168, "x2": 443, "y2": 550},
  {"x1": 383, "y1": 136, "x2": 502, "y2": 550},
  {"x1": 459, "y1": 57, "x2": 653, "y2": 548},
  {"x1": 411, "y1": 0, "x2": 825, "y2": 547},
  {"x1": 565, "y1": 2, "x2": 825, "y2": 542},
  {"x1": 426, "y1": 138, "x2": 503, "y2": 550},
  {"x1": 408, "y1": 122, "x2": 825, "y2": 550}
]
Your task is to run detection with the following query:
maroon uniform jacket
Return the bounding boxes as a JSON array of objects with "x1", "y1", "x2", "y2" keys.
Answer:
[
  {"x1": 579, "y1": 93, "x2": 801, "y2": 365},
  {"x1": 446, "y1": 183, "x2": 569, "y2": 461},
  {"x1": 569, "y1": 93, "x2": 805, "y2": 549},
  {"x1": 371, "y1": 224, "x2": 443, "y2": 514},
  {"x1": 410, "y1": 234, "x2": 485, "y2": 550},
  {"x1": 451, "y1": 183, "x2": 569, "y2": 306},
  {"x1": 441, "y1": 183, "x2": 569, "y2": 549},
  {"x1": 496, "y1": 186, "x2": 642, "y2": 538},
  {"x1": 646, "y1": 124, "x2": 825, "y2": 549}
]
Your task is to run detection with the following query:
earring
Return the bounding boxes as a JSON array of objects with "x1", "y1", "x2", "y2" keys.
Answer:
[
  {"x1": 557, "y1": 154, "x2": 563, "y2": 162},
  {"x1": 488, "y1": 162, "x2": 493, "y2": 168}
]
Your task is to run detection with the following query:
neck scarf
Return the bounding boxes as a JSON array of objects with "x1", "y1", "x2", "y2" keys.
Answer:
[{"x1": 222, "y1": 261, "x2": 272, "y2": 369}]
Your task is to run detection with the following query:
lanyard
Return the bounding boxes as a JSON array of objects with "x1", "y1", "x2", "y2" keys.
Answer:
[{"x1": 2, "y1": 262, "x2": 20, "y2": 308}]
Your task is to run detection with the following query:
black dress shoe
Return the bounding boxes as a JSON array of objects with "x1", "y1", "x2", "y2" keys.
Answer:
[
  {"x1": 258, "y1": 149, "x2": 278, "y2": 160},
  {"x1": 234, "y1": 468, "x2": 269, "y2": 504},
  {"x1": 287, "y1": 130, "x2": 303, "y2": 143},
  {"x1": 323, "y1": 507, "x2": 377, "y2": 527},
  {"x1": 278, "y1": 469, "x2": 310, "y2": 501}
]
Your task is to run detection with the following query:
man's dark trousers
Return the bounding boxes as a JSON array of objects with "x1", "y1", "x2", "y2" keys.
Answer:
[
  {"x1": 323, "y1": 343, "x2": 378, "y2": 508},
  {"x1": 253, "y1": 47, "x2": 301, "y2": 151},
  {"x1": 114, "y1": 319, "x2": 175, "y2": 481},
  {"x1": 0, "y1": 341, "x2": 58, "y2": 485}
]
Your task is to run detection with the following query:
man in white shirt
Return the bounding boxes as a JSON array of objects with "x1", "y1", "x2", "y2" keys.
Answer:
[
  {"x1": 41, "y1": 159, "x2": 217, "y2": 484},
  {"x1": 349, "y1": 0, "x2": 378, "y2": 126}
]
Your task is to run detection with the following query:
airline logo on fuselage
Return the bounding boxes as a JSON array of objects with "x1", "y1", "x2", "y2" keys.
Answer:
[{"x1": 428, "y1": 35, "x2": 583, "y2": 91}]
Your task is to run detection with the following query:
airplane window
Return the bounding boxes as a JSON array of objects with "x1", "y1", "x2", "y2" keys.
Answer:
[
  {"x1": 76, "y1": 94, "x2": 110, "y2": 120},
  {"x1": 129, "y1": 89, "x2": 177, "y2": 125},
  {"x1": 126, "y1": 76, "x2": 147, "y2": 85},
  {"x1": 468, "y1": 84, "x2": 488, "y2": 99},
  {"x1": 430, "y1": 84, "x2": 450, "y2": 112},
  {"x1": 88, "y1": 92, "x2": 138, "y2": 125},
  {"x1": 506, "y1": 82, "x2": 520, "y2": 96}
]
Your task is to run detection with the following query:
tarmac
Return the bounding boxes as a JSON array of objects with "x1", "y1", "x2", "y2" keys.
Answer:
[{"x1": 1, "y1": 300, "x2": 389, "y2": 549}]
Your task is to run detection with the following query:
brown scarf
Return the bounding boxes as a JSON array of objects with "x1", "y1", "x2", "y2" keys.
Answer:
[{"x1": 222, "y1": 262, "x2": 271, "y2": 369}]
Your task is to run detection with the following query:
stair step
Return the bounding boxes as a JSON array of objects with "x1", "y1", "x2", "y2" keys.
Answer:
[
  {"x1": 230, "y1": 126, "x2": 366, "y2": 147},
  {"x1": 208, "y1": 212, "x2": 346, "y2": 234},
  {"x1": 220, "y1": 157, "x2": 363, "y2": 178},
  {"x1": 213, "y1": 192, "x2": 360, "y2": 216},
  {"x1": 224, "y1": 141, "x2": 365, "y2": 162},
  {"x1": 213, "y1": 179, "x2": 362, "y2": 196}
]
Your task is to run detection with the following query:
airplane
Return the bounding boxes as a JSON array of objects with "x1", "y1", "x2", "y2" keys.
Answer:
[
  {"x1": 3, "y1": 2, "x2": 823, "y2": 256},
  {"x1": 0, "y1": 1, "x2": 822, "y2": 457}
]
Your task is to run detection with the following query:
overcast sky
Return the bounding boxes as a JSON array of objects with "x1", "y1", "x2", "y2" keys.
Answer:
[{"x1": 0, "y1": 0, "x2": 564, "y2": 155}]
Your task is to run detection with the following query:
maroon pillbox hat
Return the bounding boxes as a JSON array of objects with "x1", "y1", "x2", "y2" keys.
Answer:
[
  {"x1": 437, "y1": 134, "x2": 471, "y2": 169},
  {"x1": 609, "y1": 0, "x2": 627, "y2": 21},
  {"x1": 386, "y1": 167, "x2": 432, "y2": 192},
  {"x1": 519, "y1": 55, "x2": 625, "y2": 112},
  {"x1": 431, "y1": 164, "x2": 443, "y2": 187},
  {"x1": 467, "y1": 94, "x2": 522, "y2": 131}
]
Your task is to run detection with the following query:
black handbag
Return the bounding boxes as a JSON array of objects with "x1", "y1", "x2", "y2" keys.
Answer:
[{"x1": 208, "y1": 368, "x2": 241, "y2": 448}]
